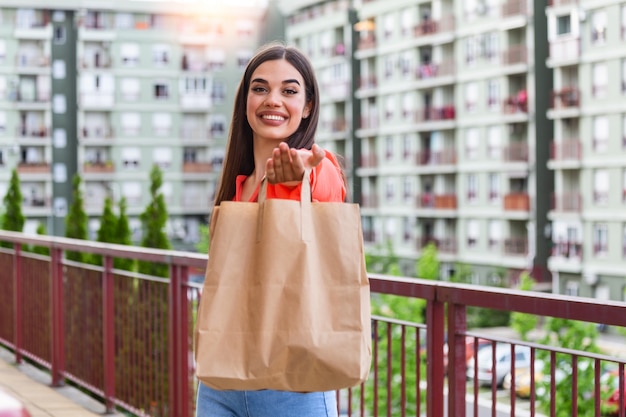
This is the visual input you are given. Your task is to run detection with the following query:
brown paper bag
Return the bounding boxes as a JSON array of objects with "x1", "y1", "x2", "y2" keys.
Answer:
[{"x1": 194, "y1": 170, "x2": 371, "y2": 392}]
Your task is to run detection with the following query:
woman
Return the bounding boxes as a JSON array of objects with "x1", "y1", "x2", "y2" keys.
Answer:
[{"x1": 196, "y1": 42, "x2": 345, "y2": 416}]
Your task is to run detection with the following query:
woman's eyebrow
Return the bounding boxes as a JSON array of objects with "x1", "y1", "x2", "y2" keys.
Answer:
[{"x1": 251, "y1": 78, "x2": 301, "y2": 86}]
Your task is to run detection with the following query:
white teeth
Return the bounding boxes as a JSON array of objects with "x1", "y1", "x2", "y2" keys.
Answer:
[{"x1": 262, "y1": 114, "x2": 285, "y2": 121}]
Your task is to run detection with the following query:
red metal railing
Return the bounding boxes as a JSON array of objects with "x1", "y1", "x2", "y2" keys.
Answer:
[{"x1": 1, "y1": 230, "x2": 625, "y2": 417}]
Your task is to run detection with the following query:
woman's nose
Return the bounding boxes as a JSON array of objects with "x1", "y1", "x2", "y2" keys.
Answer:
[{"x1": 264, "y1": 91, "x2": 281, "y2": 107}]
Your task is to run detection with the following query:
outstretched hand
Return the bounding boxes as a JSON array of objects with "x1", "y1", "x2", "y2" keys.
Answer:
[{"x1": 265, "y1": 142, "x2": 325, "y2": 184}]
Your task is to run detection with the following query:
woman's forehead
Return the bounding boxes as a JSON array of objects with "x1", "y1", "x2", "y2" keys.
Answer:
[{"x1": 250, "y1": 59, "x2": 304, "y2": 84}]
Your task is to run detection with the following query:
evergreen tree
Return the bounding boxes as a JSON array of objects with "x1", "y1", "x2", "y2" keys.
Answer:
[
  {"x1": 93, "y1": 197, "x2": 117, "y2": 266},
  {"x1": 30, "y1": 222, "x2": 50, "y2": 256},
  {"x1": 138, "y1": 164, "x2": 171, "y2": 277},
  {"x1": 114, "y1": 197, "x2": 134, "y2": 271},
  {"x1": 1, "y1": 169, "x2": 25, "y2": 248},
  {"x1": 65, "y1": 174, "x2": 89, "y2": 262}
]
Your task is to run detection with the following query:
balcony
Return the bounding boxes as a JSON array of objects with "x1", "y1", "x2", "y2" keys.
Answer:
[
  {"x1": 16, "y1": 162, "x2": 49, "y2": 174},
  {"x1": 504, "y1": 236, "x2": 528, "y2": 255},
  {"x1": 0, "y1": 231, "x2": 624, "y2": 417},
  {"x1": 416, "y1": 60, "x2": 455, "y2": 80},
  {"x1": 503, "y1": 193, "x2": 529, "y2": 211},
  {"x1": 83, "y1": 161, "x2": 114, "y2": 173},
  {"x1": 182, "y1": 162, "x2": 212, "y2": 173},
  {"x1": 413, "y1": 105, "x2": 456, "y2": 123},
  {"x1": 81, "y1": 126, "x2": 114, "y2": 139},
  {"x1": 552, "y1": 239, "x2": 582, "y2": 259},
  {"x1": 17, "y1": 125, "x2": 49, "y2": 139},
  {"x1": 551, "y1": 139, "x2": 581, "y2": 161},
  {"x1": 501, "y1": 0, "x2": 527, "y2": 17},
  {"x1": 552, "y1": 192, "x2": 582, "y2": 212},
  {"x1": 420, "y1": 236, "x2": 457, "y2": 253},
  {"x1": 551, "y1": 87, "x2": 580, "y2": 109},
  {"x1": 548, "y1": 37, "x2": 580, "y2": 63},
  {"x1": 416, "y1": 148, "x2": 457, "y2": 165},
  {"x1": 503, "y1": 142, "x2": 529, "y2": 162},
  {"x1": 413, "y1": 15, "x2": 455, "y2": 36},
  {"x1": 501, "y1": 45, "x2": 528, "y2": 66}
]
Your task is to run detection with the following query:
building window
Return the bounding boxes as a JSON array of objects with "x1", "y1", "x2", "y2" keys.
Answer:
[
  {"x1": 467, "y1": 219, "x2": 479, "y2": 248},
  {"x1": 121, "y1": 148, "x2": 141, "y2": 170},
  {"x1": 152, "y1": 44, "x2": 170, "y2": 66},
  {"x1": 153, "y1": 147, "x2": 172, "y2": 169},
  {"x1": 557, "y1": 14, "x2": 571, "y2": 36},
  {"x1": 593, "y1": 169, "x2": 609, "y2": 204},
  {"x1": 154, "y1": 82, "x2": 169, "y2": 99},
  {"x1": 467, "y1": 173, "x2": 478, "y2": 202},
  {"x1": 487, "y1": 79, "x2": 499, "y2": 110},
  {"x1": 402, "y1": 135, "x2": 412, "y2": 160},
  {"x1": 236, "y1": 19, "x2": 254, "y2": 37},
  {"x1": 152, "y1": 112, "x2": 171, "y2": 136},
  {"x1": 623, "y1": 224, "x2": 626, "y2": 258},
  {"x1": 593, "y1": 223, "x2": 608, "y2": 255},
  {"x1": 488, "y1": 173, "x2": 500, "y2": 202},
  {"x1": 237, "y1": 50, "x2": 252, "y2": 70},
  {"x1": 120, "y1": 78, "x2": 140, "y2": 101},
  {"x1": 593, "y1": 115, "x2": 609, "y2": 152},
  {"x1": 465, "y1": 128, "x2": 479, "y2": 159},
  {"x1": 385, "y1": 178, "x2": 395, "y2": 201},
  {"x1": 465, "y1": 82, "x2": 478, "y2": 112},
  {"x1": 592, "y1": 62, "x2": 607, "y2": 98},
  {"x1": 0, "y1": 111, "x2": 5, "y2": 136},
  {"x1": 403, "y1": 176, "x2": 412, "y2": 203},
  {"x1": 465, "y1": 37, "x2": 478, "y2": 66},
  {"x1": 385, "y1": 136, "x2": 394, "y2": 160},
  {"x1": 207, "y1": 49, "x2": 225, "y2": 70},
  {"x1": 122, "y1": 182, "x2": 142, "y2": 205},
  {"x1": 121, "y1": 112, "x2": 141, "y2": 136},
  {"x1": 120, "y1": 43, "x2": 140, "y2": 66},
  {"x1": 488, "y1": 219, "x2": 501, "y2": 249},
  {"x1": 487, "y1": 126, "x2": 500, "y2": 158},
  {"x1": 591, "y1": 10, "x2": 607, "y2": 44},
  {"x1": 210, "y1": 115, "x2": 226, "y2": 137},
  {"x1": 115, "y1": 12, "x2": 134, "y2": 29},
  {"x1": 565, "y1": 281, "x2": 579, "y2": 296},
  {"x1": 211, "y1": 81, "x2": 226, "y2": 104}
]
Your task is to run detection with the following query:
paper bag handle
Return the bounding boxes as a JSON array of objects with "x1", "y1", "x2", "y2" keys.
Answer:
[{"x1": 257, "y1": 168, "x2": 313, "y2": 242}]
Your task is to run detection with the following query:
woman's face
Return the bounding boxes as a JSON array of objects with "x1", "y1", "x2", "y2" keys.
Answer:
[{"x1": 246, "y1": 59, "x2": 312, "y2": 144}]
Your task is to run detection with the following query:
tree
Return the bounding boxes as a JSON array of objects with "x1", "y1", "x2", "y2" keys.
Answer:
[
  {"x1": 30, "y1": 222, "x2": 50, "y2": 256},
  {"x1": 416, "y1": 242, "x2": 439, "y2": 280},
  {"x1": 138, "y1": 165, "x2": 171, "y2": 277},
  {"x1": 1, "y1": 169, "x2": 25, "y2": 247},
  {"x1": 510, "y1": 271, "x2": 538, "y2": 341},
  {"x1": 93, "y1": 197, "x2": 117, "y2": 266},
  {"x1": 536, "y1": 318, "x2": 613, "y2": 416},
  {"x1": 65, "y1": 174, "x2": 89, "y2": 262},
  {"x1": 114, "y1": 197, "x2": 134, "y2": 271},
  {"x1": 195, "y1": 222, "x2": 210, "y2": 255}
]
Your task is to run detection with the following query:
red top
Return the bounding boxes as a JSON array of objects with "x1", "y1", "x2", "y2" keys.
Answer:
[{"x1": 234, "y1": 151, "x2": 346, "y2": 203}]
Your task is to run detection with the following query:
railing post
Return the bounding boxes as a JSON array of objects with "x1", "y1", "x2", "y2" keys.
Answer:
[
  {"x1": 102, "y1": 255, "x2": 115, "y2": 413},
  {"x1": 169, "y1": 264, "x2": 190, "y2": 417},
  {"x1": 13, "y1": 243, "x2": 23, "y2": 364},
  {"x1": 426, "y1": 297, "x2": 445, "y2": 417},
  {"x1": 51, "y1": 247, "x2": 65, "y2": 386},
  {"x1": 446, "y1": 302, "x2": 467, "y2": 417}
]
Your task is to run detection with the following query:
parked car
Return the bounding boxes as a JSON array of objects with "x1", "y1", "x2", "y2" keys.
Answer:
[
  {"x1": 466, "y1": 343, "x2": 532, "y2": 388},
  {"x1": 0, "y1": 388, "x2": 32, "y2": 417}
]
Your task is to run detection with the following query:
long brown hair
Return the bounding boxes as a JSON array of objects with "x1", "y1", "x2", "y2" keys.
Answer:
[{"x1": 213, "y1": 42, "x2": 321, "y2": 206}]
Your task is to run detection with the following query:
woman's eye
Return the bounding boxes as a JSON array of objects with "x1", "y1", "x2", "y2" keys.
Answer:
[
  {"x1": 284, "y1": 89, "x2": 297, "y2": 95},
  {"x1": 251, "y1": 86, "x2": 266, "y2": 93}
]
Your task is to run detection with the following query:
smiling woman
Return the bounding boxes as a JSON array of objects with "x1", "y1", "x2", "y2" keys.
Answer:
[{"x1": 193, "y1": 42, "x2": 347, "y2": 417}]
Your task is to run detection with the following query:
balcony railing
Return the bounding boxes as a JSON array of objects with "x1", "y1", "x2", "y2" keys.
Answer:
[
  {"x1": 551, "y1": 139, "x2": 581, "y2": 161},
  {"x1": 0, "y1": 231, "x2": 625, "y2": 417}
]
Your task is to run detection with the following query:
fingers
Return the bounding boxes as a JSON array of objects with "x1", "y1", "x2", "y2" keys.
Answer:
[{"x1": 265, "y1": 143, "x2": 325, "y2": 184}]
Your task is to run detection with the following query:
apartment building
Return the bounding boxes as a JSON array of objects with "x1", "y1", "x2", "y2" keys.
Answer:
[
  {"x1": 0, "y1": 0, "x2": 271, "y2": 249},
  {"x1": 279, "y1": 0, "x2": 626, "y2": 301},
  {"x1": 282, "y1": 0, "x2": 551, "y2": 285},
  {"x1": 546, "y1": 0, "x2": 626, "y2": 301}
]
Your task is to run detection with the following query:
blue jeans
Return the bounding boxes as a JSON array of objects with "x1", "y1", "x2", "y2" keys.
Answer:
[{"x1": 195, "y1": 383, "x2": 338, "y2": 417}]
